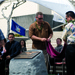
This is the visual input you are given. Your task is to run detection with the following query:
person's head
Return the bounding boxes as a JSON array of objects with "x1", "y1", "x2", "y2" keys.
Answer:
[
  {"x1": 35, "y1": 12, "x2": 43, "y2": 24},
  {"x1": 20, "y1": 39, "x2": 26, "y2": 47},
  {"x1": 66, "y1": 11, "x2": 75, "y2": 23},
  {"x1": 56, "y1": 38, "x2": 62, "y2": 46},
  {"x1": 8, "y1": 33, "x2": 14, "y2": 42}
]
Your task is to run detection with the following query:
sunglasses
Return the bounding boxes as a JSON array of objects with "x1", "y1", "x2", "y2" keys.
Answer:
[{"x1": 38, "y1": 18, "x2": 43, "y2": 20}]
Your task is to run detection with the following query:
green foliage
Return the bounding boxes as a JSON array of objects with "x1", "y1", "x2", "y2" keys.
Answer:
[{"x1": 14, "y1": 34, "x2": 24, "y2": 37}]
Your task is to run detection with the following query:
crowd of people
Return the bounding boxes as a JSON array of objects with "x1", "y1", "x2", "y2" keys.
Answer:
[
  {"x1": 29, "y1": 11, "x2": 75, "y2": 75},
  {"x1": 0, "y1": 11, "x2": 75, "y2": 75},
  {"x1": 0, "y1": 31, "x2": 26, "y2": 75}
]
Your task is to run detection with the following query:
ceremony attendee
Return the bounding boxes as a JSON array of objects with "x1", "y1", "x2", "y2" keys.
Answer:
[
  {"x1": 29, "y1": 12, "x2": 53, "y2": 70},
  {"x1": 20, "y1": 39, "x2": 27, "y2": 53},
  {"x1": 0, "y1": 29, "x2": 6, "y2": 75},
  {"x1": 0, "y1": 29, "x2": 6, "y2": 53},
  {"x1": 0, "y1": 39, "x2": 6, "y2": 75},
  {"x1": 62, "y1": 11, "x2": 75, "y2": 75},
  {"x1": 55, "y1": 38, "x2": 63, "y2": 53},
  {"x1": 5, "y1": 33, "x2": 21, "y2": 75},
  {"x1": 50, "y1": 38, "x2": 63, "y2": 66}
]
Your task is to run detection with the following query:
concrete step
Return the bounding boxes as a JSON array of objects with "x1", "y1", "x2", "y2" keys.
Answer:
[
  {"x1": 49, "y1": 70, "x2": 67, "y2": 73},
  {"x1": 50, "y1": 65, "x2": 67, "y2": 73}
]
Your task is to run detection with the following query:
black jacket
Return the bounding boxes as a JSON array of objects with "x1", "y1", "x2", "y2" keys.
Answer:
[{"x1": 5, "y1": 40, "x2": 21, "y2": 59}]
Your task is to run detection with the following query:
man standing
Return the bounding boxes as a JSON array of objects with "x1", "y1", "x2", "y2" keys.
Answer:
[
  {"x1": 62, "y1": 11, "x2": 75, "y2": 75},
  {"x1": 29, "y1": 12, "x2": 53, "y2": 69}
]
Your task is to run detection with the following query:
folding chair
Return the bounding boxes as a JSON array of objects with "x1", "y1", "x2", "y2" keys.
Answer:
[{"x1": 47, "y1": 54, "x2": 66, "y2": 75}]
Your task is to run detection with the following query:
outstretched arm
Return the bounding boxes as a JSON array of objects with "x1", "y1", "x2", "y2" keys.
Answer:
[{"x1": 2, "y1": 40, "x2": 6, "y2": 53}]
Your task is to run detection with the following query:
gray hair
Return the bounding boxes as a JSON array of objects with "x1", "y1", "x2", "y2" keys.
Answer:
[{"x1": 36, "y1": 12, "x2": 43, "y2": 17}]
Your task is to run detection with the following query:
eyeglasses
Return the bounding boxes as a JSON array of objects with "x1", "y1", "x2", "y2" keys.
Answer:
[{"x1": 38, "y1": 18, "x2": 43, "y2": 20}]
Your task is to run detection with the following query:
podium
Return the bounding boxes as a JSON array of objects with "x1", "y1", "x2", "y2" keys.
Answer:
[{"x1": 9, "y1": 50, "x2": 48, "y2": 75}]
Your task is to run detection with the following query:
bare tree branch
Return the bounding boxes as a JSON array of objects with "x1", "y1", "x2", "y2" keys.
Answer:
[{"x1": 1, "y1": 0, "x2": 26, "y2": 37}]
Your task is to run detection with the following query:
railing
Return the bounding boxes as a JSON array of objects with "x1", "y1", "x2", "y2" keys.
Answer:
[{"x1": 52, "y1": 23, "x2": 65, "y2": 30}]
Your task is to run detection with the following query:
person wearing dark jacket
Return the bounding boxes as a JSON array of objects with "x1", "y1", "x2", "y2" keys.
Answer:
[
  {"x1": 0, "y1": 39, "x2": 6, "y2": 75},
  {"x1": 5, "y1": 33, "x2": 21, "y2": 75}
]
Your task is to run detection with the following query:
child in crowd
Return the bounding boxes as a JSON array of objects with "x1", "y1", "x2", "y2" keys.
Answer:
[{"x1": 20, "y1": 39, "x2": 27, "y2": 53}]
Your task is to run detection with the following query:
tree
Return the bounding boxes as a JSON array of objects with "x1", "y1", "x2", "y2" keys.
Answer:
[
  {"x1": 0, "y1": 0, "x2": 5, "y2": 5},
  {"x1": 1, "y1": 0, "x2": 26, "y2": 37}
]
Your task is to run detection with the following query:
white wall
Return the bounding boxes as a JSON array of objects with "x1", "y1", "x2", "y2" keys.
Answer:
[
  {"x1": 12, "y1": 1, "x2": 52, "y2": 17},
  {"x1": 12, "y1": 1, "x2": 39, "y2": 17},
  {"x1": 38, "y1": 4, "x2": 52, "y2": 14}
]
